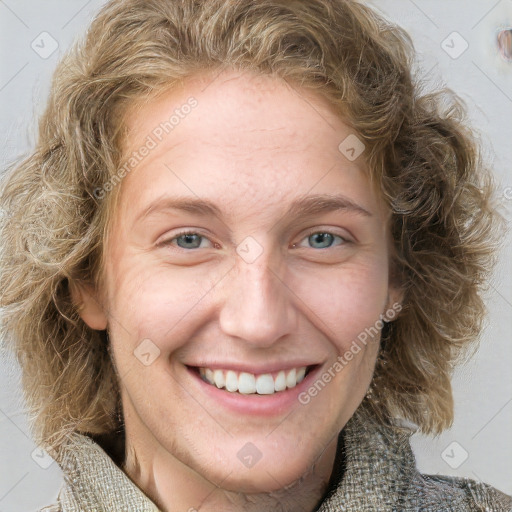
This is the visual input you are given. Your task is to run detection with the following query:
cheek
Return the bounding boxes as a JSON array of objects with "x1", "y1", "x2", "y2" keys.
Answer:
[
  {"x1": 104, "y1": 256, "x2": 223, "y2": 353},
  {"x1": 291, "y1": 256, "x2": 389, "y2": 351}
]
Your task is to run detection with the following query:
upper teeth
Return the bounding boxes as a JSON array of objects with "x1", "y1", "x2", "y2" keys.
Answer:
[{"x1": 199, "y1": 367, "x2": 307, "y2": 395}]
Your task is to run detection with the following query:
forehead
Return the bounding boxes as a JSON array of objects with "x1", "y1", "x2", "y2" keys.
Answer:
[
  {"x1": 115, "y1": 69, "x2": 382, "y2": 222},
  {"x1": 122, "y1": 69, "x2": 345, "y2": 155}
]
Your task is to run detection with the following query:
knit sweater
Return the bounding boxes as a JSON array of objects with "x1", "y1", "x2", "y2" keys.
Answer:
[{"x1": 39, "y1": 405, "x2": 512, "y2": 511}]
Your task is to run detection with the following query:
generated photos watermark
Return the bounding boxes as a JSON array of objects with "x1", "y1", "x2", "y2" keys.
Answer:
[
  {"x1": 93, "y1": 96, "x2": 198, "y2": 200},
  {"x1": 298, "y1": 302, "x2": 402, "y2": 405}
]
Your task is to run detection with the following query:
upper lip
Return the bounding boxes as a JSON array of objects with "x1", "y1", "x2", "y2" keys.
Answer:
[{"x1": 186, "y1": 361, "x2": 321, "y2": 374}]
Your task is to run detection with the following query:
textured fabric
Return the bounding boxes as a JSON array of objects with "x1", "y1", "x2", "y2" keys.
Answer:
[{"x1": 39, "y1": 404, "x2": 512, "y2": 512}]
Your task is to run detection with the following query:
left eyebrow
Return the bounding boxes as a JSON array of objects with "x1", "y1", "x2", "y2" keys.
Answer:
[{"x1": 285, "y1": 193, "x2": 372, "y2": 220}]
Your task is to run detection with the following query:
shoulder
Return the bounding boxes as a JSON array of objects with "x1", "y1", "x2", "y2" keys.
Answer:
[
  {"x1": 408, "y1": 472, "x2": 512, "y2": 511},
  {"x1": 32, "y1": 432, "x2": 161, "y2": 512},
  {"x1": 337, "y1": 408, "x2": 512, "y2": 511}
]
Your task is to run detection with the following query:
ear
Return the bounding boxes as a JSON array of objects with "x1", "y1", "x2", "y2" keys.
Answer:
[
  {"x1": 384, "y1": 285, "x2": 404, "y2": 322},
  {"x1": 385, "y1": 248, "x2": 405, "y2": 321},
  {"x1": 69, "y1": 280, "x2": 108, "y2": 330}
]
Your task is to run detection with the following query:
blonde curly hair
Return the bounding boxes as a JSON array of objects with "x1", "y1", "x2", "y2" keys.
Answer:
[{"x1": 0, "y1": 0, "x2": 502, "y2": 451}]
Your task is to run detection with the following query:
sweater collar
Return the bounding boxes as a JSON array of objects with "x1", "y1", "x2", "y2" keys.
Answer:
[{"x1": 317, "y1": 405, "x2": 418, "y2": 511}]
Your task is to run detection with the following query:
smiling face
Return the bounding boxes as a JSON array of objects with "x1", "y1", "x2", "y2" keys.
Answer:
[{"x1": 75, "y1": 69, "x2": 401, "y2": 499}]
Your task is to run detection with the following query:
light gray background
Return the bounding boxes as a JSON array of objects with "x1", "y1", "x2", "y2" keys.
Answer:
[{"x1": 1, "y1": 1, "x2": 511, "y2": 510}]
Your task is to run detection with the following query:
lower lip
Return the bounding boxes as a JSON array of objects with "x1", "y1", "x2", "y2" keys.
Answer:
[{"x1": 186, "y1": 365, "x2": 322, "y2": 417}]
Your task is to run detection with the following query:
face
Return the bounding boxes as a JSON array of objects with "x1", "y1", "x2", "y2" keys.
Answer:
[{"x1": 75, "y1": 69, "x2": 401, "y2": 493}]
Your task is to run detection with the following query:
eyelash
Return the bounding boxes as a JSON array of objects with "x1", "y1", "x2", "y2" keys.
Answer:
[{"x1": 157, "y1": 228, "x2": 351, "y2": 251}]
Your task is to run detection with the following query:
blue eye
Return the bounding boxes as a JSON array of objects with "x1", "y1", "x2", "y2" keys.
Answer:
[
  {"x1": 158, "y1": 231, "x2": 213, "y2": 250},
  {"x1": 176, "y1": 233, "x2": 203, "y2": 249},
  {"x1": 298, "y1": 231, "x2": 347, "y2": 249}
]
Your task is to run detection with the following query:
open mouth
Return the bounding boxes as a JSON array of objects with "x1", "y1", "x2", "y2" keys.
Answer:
[{"x1": 189, "y1": 365, "x2": 317, "y2": 396}]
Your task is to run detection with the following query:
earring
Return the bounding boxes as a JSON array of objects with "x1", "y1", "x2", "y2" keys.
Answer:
[{"x1": 365, "y1": 382, "x2": 374, "y2": 399}]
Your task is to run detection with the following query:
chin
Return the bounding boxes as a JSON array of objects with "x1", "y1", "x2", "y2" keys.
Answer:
[
  {"x1": 187, "y1": 435, "x2": 329, "y2": 494},
  {"x1": 211, "y1": 459, "x2": 312, "y2": 494}
]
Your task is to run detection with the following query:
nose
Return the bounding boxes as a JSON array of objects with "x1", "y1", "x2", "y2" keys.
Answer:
[{"x1": 218, "y1": 254, "x2": 298, "y2": 348}]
